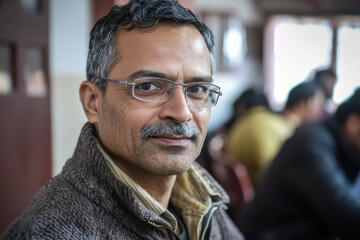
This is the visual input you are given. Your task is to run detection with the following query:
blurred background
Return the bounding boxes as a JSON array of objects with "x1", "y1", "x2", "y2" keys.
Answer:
[{"x1": 1, "y1": 0, "x2": 360, "y2": 233}]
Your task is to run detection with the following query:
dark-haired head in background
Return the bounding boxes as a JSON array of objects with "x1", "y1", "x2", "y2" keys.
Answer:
[
  {"x1": 335, "y1": 87, "x2": 360, "y2": 152},
  {"x1": 283, "y1": 81, "x2": 325, "y2": 126},
  {"x1": 312, "y1": 68, "x2": 338, "y2": 119},
  {"x1": 313, "y1": 68, "x2": 337, "y2": 99},
  {"x1": 233, "y1": 88, "x2": 270, "y2": 122}
]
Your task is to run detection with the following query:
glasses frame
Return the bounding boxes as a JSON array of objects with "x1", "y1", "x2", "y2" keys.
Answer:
[{"x1": 96, "y1": 76, "x2": 222, "y2": 107}]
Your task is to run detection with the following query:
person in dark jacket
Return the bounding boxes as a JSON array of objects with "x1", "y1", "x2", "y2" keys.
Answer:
[
  {"x1": 238, "y1": 87, "x2": 360, "y2": 240},
  {"x1": 1, "y1": 1, "x2": 243, "y2": 239}
]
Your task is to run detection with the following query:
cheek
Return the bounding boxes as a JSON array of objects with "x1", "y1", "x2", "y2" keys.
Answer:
[
  {"x1": 99, "y1": 102, "x2": 128, "y2": 148},
  {"x1": 99, "y1": 96, "x2": 143, "y2": 151},
  {"x1": 192, "y1": 107, "x2": 211, "y2": 138},
  {"x1": 125, "y1": 105, "x2": 164, "y2": 142}
]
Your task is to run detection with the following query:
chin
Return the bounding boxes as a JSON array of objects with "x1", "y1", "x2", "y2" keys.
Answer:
[
  {"x1": 155, "y1": 158, "x2": 193, "y2": 176},
  {"x1": 171, "y1": 165, "x2": 192, "y2": 175}
]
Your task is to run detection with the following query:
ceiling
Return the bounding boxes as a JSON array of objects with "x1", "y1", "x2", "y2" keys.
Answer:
[
  {"x1": 255, "y1": 0, "x2": 360, "y2": 15},
  {"x1": 195, "y1": 0, "x2": 360, "y2": 25}
]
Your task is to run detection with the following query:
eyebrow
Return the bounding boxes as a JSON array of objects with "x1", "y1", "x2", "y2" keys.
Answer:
[{"x1": 127, "y1": 70, "x2": 214, "y2": 83}]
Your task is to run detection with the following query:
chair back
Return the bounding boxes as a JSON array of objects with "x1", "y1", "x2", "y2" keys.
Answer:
[{"x1": 208, "y1": 133, "x2": 254, "y2": 221}]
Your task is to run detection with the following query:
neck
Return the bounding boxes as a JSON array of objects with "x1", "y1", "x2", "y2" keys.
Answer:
[
  {"x1": 283, "y1": 110, "x2": 302, "y2": 127},
  {"x1": 135, "y1": 174, "x2": 177, "y2": 208},
  {"x1": 113, "y1": 159, "x2": 177, "y2": 208}
]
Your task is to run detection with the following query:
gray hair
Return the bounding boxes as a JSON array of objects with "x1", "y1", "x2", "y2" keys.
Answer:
[{"x1": 86, "y1": 0, "x2": 215, "y2": 92}]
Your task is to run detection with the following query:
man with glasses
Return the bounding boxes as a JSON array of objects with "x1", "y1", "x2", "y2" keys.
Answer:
[{"x1": 1, "y1": 0, "x2": 243, "y2": 239}]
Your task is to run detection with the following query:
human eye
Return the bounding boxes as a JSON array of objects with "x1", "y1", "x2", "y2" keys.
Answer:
[
  {"x1": 133, "y1": 78, "x2": 169, "y2": 99},
  {"x1": 187, "y1": 84, "x2": 208, "y2": 94},
  {"x1": 135, "y1": 81, "x2": 161, "y2": 91}
]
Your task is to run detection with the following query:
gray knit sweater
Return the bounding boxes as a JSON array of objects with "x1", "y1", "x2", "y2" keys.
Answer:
[{"x1": 1, "y1": 123, "x2": 243, "y2": 240}]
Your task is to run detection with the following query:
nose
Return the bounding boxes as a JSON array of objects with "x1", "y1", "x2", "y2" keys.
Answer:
[{"x1": 159, "y1": 85, "x2": 193, "y2": 123}]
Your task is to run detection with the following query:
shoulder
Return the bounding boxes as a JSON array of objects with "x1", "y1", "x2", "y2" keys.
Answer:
[
  {"x1": 227, "y1": 109, "x2": 283, "y2": 142},
  {"x1": 191, "y1": 163, "x2": 244, "y2": 239},
  {"x1": 289, "y1": 120, "x2": 335, "y2": 150},
  {"x1": 192, "y1": 162, "x2": 229, "y2": 199},
  {"x1": 1, "y1": 175, "x2": 101, "y2": 239},
  {"x1": 210, "y1": 208, "x2": 244, "y2": 240},
  {"x1": 273, "y1": 120, "x2": 338, "y2": 171}
]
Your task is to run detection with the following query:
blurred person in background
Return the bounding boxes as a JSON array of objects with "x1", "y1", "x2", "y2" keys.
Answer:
[
  {"x1": 0, "y1": 1, "x2": 243, "y2": 239},
  {"x1": 312, "y1": 68, "x2": 338, "y2": 119},
  {"x1": 226, "y1": 82, "x2": 325, "y2": 186},
  {"x1": 238, "y1": 87, "x2": 360, "y2": 240},
  {"x1": 232, "y1": 88, "x2": 271, "y2": 128},
  {"x1": 215, "y1": 87, "x2": 271, "y2": 135},
  {"x1": 197, "y1": 87, "x2": 270, "y2": 171},
  {"x1": 283, "y1": 81, "x2": 325, "y2": 127}
]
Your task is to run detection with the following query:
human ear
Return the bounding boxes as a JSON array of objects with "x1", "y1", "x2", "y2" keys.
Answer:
[{"x1": 79, "y1": 81, "x2": 101, "y2": 124}]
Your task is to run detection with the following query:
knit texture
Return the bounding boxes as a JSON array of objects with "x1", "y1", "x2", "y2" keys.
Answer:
[{"x1": 1, "y1": 123, "x2": 243, "y2": 240}]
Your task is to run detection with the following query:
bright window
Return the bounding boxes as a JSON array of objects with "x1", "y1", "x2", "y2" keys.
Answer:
[
  {"x1": 265, "y1": 16, "x2": 360, "y2": 110},
  {"x1": 335, "y1": 25, "x2": 360, "y2": 103}
]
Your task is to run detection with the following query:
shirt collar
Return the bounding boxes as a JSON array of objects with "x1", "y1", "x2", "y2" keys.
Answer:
[{"x1": 96, "y1": 139, "x2": 221, "y2": 238}]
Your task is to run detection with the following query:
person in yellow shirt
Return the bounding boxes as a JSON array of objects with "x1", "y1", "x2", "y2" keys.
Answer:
[{"x1": 226, "y1": 82, "x2": 325, "y2": 186}]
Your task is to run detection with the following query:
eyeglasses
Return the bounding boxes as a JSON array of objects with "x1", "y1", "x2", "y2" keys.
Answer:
[{"x1": 96, "y1": 76, "x2": 222, "y2": 108}]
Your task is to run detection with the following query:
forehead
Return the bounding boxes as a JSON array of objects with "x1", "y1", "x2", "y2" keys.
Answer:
[{"x1": 110, "y1": 24, "x2": 211, "y2": 80}]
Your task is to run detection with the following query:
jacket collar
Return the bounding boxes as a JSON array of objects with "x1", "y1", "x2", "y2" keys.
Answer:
[{"x1": 62, "y1": 122, "x2": 229, "y2": 227}]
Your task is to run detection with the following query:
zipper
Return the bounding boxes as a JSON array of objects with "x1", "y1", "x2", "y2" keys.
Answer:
[
  {"x1": 199, "y1": 202, "x2": 222, "y2": 240},
  {"x1": 147, "y1": 220, "x2": 164, "y2": 228},
  {"x1": 148, "y1": 221, "x2": 178, "y2": 240}
]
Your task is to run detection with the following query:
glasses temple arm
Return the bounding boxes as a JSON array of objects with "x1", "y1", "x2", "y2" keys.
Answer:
[{"x1": 96, "y1": 76, "x2": 135, "y2": 86}]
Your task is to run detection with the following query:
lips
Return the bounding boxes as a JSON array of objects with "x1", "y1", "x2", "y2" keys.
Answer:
[{"x1": 151, "y1": 134, "x2": 191, "y2": 146}]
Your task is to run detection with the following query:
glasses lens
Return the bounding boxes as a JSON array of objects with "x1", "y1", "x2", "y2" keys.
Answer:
[
  {"x1": 186, "y1": 83, "x2": 220, "y2": 107},
  {"x1": 133, "y1": 78, "x2": 173, "y2": 102}
]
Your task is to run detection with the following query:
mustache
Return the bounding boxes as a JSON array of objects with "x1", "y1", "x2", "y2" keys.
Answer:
[{"x1": 140, "y1": 122, "x2": 201, "y2": 141}]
